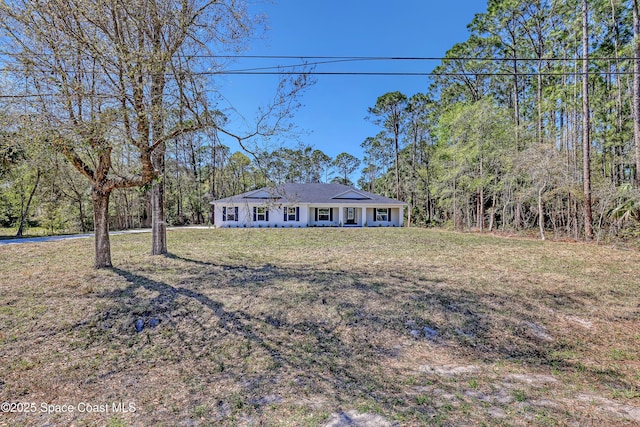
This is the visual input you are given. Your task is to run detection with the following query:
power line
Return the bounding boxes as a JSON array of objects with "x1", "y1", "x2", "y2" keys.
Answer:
[
  {"x1": 0, "y1": 69, "x2": 634, "y2": 99},
  {"x1": 1, "y1": 52, "x2": 640, "y2": 62},
  {"x1": 0, "y1": 52, "x2": 637, "y2": 100},
  {"x1": 0, "y1": 53, "x2": 634, "y2": 80},
  {"x1": 206, "y1": 70, "x2": 637, "y2": 76},
  {"x1": 0, "y1": 66, "x2": 634, "y2": 78},
  {"x1": 1, "y1": 52, "x2": 635, "y2": 78},
  {"x1": 190, "y1": 54, "x2": 640, "y2": 62}
]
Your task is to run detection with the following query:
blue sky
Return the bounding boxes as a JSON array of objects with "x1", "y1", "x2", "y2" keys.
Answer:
[{"x1": 215, "y1": 1, "x2": 484, "y2": 165}]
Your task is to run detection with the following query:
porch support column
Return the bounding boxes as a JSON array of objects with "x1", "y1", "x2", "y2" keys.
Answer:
[
  {"x1": 338, "y1": 206, "x2": 344, "y2": 226},
  {"x1": 362, "y1": 207, "x2": 367, "y2": 227},
  {"x1": 399, "y1": 207, "x2": 404, "y2": 226}
]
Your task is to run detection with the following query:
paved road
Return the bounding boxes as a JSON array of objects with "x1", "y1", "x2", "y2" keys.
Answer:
[{"x1": 0, "y1": 226, "x2": 213, "y2": 246}]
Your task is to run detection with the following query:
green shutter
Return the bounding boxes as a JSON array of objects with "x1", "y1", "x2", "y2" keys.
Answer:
[
  {"x1": 296, "y1": 207, "x2": 300, "y2": 221},
  {"x1": 222, "y1": 207, "x2": 227, "y2": 221}
]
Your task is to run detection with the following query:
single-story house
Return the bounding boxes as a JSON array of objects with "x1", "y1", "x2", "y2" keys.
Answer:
[{"x1": 211, "y1": 183, "x2": 406, "y2": 228}]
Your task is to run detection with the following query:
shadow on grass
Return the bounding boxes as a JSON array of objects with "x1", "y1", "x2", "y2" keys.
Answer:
[
  {"x1": 98, "y1": 256, "x2": 593, "y2": 368},
  {"x1": 79, "y1": 254, "x2": 633, "y2": 423},
  {"x1": 164, "y1": 252, "x2": 218, "y2": 267},
  {"x1": 102, "y1": 266, "x2": 392, "y2": 408}
]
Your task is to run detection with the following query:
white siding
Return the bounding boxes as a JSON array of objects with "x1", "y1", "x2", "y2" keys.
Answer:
[
  {"x1": 337, "y1": 206, "x2": 365, "y2": 226},
  {"x1": 368, "y1": 207, "x2": 402, "y2": 227},
  {"x1": 390, "y1": 208, "x2": 400, "y2": 227},
  {"x1": 213, "y1": 204, "x2": 308, "y2": 228},
  {"x1": 308, "y1": 207, "x2": 339, "y2": 227},
  {"x1": 213, "y1": 203, "x2": 404, "y2": 228},
  {"x1": 277, "y1": 205, "x2": 308, "y2": 227}
]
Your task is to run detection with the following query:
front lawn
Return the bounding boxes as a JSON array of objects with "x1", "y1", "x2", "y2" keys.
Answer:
[{"x1": 0, "y1": 228, "x2": 638, "y2": 426}]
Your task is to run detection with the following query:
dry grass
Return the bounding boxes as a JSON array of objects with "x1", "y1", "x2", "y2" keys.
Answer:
[{"x1": 1, "y1": 228, "x2": 639, "y2": 426}]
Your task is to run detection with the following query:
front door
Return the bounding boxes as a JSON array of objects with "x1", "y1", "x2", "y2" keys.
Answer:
[{"x1": 346, "y1": 207, "x2": 356, "y2": 225}]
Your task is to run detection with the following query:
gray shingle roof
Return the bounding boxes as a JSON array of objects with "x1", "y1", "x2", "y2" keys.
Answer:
[{"x1": 212, "y1": 183, "x2": 406, "y2": 205}]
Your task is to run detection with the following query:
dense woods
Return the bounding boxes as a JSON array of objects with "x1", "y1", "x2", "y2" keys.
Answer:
[
  {"x1": 2, "y1": 0, "x2": 640, "y2": 244},
  {"x1": 361, "y1": 0, "x2": 640, "y2": 241}
]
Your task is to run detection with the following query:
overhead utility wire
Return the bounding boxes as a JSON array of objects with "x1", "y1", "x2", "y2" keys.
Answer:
[
  {"x1": 0, "y1": 70, "x2": 636, "y2": 99},
  {"x1": 186, "y1": 54, "x2": 640, "y2": 62},
  {"x1": 211, "y1": 54, "x2": 640, "y2": 61},
  {"x1": 0, "y1": 65, "x2": 635, "y2": 77},
  {"x1": 0, "y1": 53, "x2": 635, "y2": 76},
  {"x1": 204, "y1": 70, "x2": 637, "y2": 76},
  {"x1": 1, "y1": 52, "x2": 640, "y2": 62},
  {"x1": 0, "y1": 53, "x2": 637, "y2": 100}
]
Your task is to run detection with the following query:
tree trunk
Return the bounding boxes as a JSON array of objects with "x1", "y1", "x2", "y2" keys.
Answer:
[
  {"x1": 513, "y1": 56, "x2": 521, "y2": 151},
  {"x1": 538, "y1": 58, "x2": 543, "y2": 145},
  {"x1": 410, "y1": 129, "x2": 417, "y2": 225},
  {"x1": 477, "y1": 188, "x2": 484, "y2": 231},
  {"x1": 538, "y1": 183, "x2": 546, "y2": 241},
  {"x1": 633, "y1": 0, "x2": 640, "y2": 187},
  {"x1": 582, "y1": 0, "x2": 594, "y2": 240},
  {"x1": 151, "y1": 173, "x2": 167, "y2": 255},
  {"x1": 452, "y1": 175, "x2": 457, "y2": 230},
  {"x1": 92, "y1": 187, "x2": 112, "y2": 269},
  {"x1": 394, "y1": 126, "x2": 400, "y2": 200},
  {"x1": 610, "y1": 0, "x2": 624, "y2": 185},
  {"x1": 16, "y1": 168, "x2": 41, "y2": 237},
  {"x1": 151, "y1": 144, "x2": 167, "y2": 255},
  {"x1": 489, "y1": 192, "x2": 497, "y2": 232},
  {"x1": 477, "y1": 156, "x2": 484, "y2": 231},
  {"x1": 515, "y1": 197, "x2": 522, "y2": 230},
  {"x1": 150, "y1": 18, "x2": 168, "y2": 254}
]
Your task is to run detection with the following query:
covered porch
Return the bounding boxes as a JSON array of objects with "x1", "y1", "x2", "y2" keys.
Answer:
[{"x1": 308, "y1": 206, "x2": 404, "y2": 227}]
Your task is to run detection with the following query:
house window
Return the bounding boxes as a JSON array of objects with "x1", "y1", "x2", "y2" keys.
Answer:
[
  {"x1": 255, "y1": 207, "x2": 268, "y2": 221},
  {"x1": 318, "y1": 208, "x2": 330, "y2": 221},
  {"x1": 375, "y1": 208, "x2": 390, "y2": 222},
  {"x1": 286, "y1": 207, "x2": 297, "y2": 221},
  {"x1": 224, "y1": 206, "x2": 237, "y2": 221}
]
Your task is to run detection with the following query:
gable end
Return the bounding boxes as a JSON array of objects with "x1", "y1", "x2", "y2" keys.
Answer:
[{"x1": 331, "y1": 189, "x2": 372, "y2": 200}]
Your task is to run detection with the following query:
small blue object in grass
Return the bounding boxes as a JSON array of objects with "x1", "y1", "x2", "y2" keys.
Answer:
[
  {"x1": 149, "y1": 318, "x2": 160, "y2": 328},
  {"x1": 135, "y1": 318, "x2": 144, "y2": 332},
  {"x1": 423, "y1": 327, "x2": 438, "y2": 340}
]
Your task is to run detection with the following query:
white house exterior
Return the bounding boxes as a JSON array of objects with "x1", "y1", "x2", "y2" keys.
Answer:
[{"x1": 211, "y1": 183, "x2": 406, "y2": 228}]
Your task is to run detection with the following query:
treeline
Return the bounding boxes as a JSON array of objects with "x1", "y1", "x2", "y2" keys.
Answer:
[
  {"x1": 4, "y1": 0, "x2": 640, "y2": 243},
  {"x1": 360, "y1": 0, "x2": 640, "y2": 241},
  {"x1": 0, "y1": 130, "x2": 361, "y2": 233}
]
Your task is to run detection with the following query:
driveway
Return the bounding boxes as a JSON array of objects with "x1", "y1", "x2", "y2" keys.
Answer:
[{"x1": 0, "y1": 227, "x2": 212, "y2": 246}]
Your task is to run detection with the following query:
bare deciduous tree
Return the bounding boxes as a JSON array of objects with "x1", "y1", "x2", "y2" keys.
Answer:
[{"x1": 1, "y1": 0, "x2": 310, "y2": 267}]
